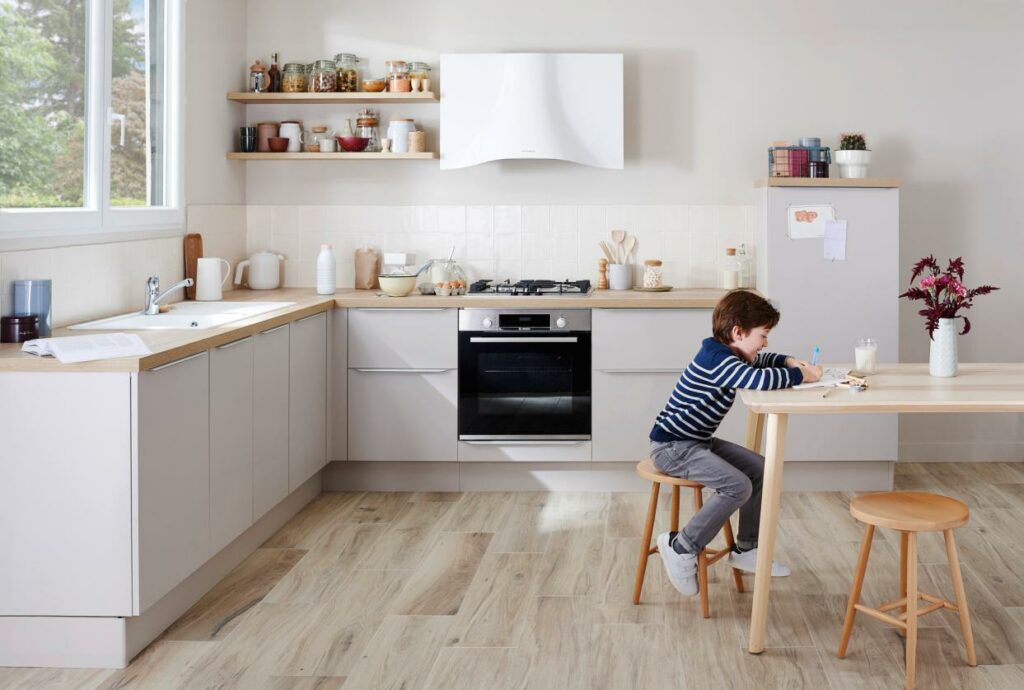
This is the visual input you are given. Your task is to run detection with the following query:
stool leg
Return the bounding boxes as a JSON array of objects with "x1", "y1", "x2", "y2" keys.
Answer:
[
  {"x1": 898, "y1": 531, "x2": 909, "y2": 637},
  {"x1": 632, "y1": 482, "x2": 661, "y2": 605},
  {"x1": 905, "y1": 532, "x2": 918, "y2": 690},
  {"x1": 943, "y1": 529, "x2": 977, "y2": 667},
  {"x1": 721, "y1": 517, "x2": 745, "y2": 593},
  {"x1": 838, "y1": 523, "x2": 875, "y2": 658},
  {"x1": 670, "y1": 485, "x2": 680, "y2": 532},
  {"x1": 693, "y1": 488, "x2": 710, "y2": 618}
]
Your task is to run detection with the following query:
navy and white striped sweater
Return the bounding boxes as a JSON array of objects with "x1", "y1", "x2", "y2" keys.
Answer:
[{"x1": 649, "y1": 338, "x2": 803, "y2": 443}]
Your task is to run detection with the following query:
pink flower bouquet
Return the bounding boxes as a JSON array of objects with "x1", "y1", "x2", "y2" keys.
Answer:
[{"x1": 898, "y1": 256, "x2": 998, "y2": 338}]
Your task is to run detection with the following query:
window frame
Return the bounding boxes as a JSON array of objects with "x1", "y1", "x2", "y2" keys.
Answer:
[{"x1": 0, "y1": 0, "x2": 184, "y2": 243}]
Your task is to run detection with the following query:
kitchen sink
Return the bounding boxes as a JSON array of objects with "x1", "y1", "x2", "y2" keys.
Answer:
[{"x1": 69, "y1": 301, "x2": 296, "y2": 331}]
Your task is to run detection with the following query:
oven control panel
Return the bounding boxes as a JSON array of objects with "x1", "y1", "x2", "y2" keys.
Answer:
[{"x1": 459, "y1": 308, "x2": 591, "y2": 332}]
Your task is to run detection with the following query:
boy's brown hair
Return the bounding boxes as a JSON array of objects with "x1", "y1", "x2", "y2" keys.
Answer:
[{"x1": 712, "y1": 289, "x2": 780, "y2": 344}]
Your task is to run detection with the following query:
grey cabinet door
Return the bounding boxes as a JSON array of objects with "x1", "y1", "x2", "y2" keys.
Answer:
[
  {"x1": 289, "y1": 312, "x2": 328, "y2": 489},
  {"x1": 253, "y1": 324, "x2": 290, "y2": 519},
  {"x1": 592, "y1": 309, "x2": 711, "y2": 371},
  {"x1": 137, "y1": 352, "x2": 210, "y2": 612},
  {"x1": 210, "y1": 337, "x2": 255, "y2": 552},
  {"x1": 592, "y1": 370, "x2": 679, "y2": 461},
  {"x1": 348, "y1": 308, "x2": 457, "y2": 369},
  {"x1": 348, "y1": 369, "x2": 458, "y2": 461}
]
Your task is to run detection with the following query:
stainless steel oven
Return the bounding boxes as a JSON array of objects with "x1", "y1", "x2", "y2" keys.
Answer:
[{"x1": 458, "y1": 309, "x2": 591, "y2": 441}]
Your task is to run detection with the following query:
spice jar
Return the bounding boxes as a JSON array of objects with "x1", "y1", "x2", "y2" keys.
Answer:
[
  {"x1": 248, "y1": 58, "x2": 268, "y2": 92},
  {"x1": 355, "y1": 108, "x2": 380, "y2": 152},
  {"x1": 334, "y1": 53, "x2": 360, "y2": 92},
  {"x1": 281, "y1": 63, "x2": 307, "y2": 92},
  {"x1": 642, "y1": 260, "x2": 663, "y2": 288},
  {"x1": 308, "y1": 59, "x2": 337, "y2": 92},
  {"x1": 408, "y1": 61, "x2": 431, "y2": 92},
  {"x1": 386, "y1": 60, "x2": 411, "y2": 92}
]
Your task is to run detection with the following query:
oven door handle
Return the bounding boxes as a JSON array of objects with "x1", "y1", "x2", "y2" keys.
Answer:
[
  {"x1": 468, "y1": 337, "x2": 579, "y2": 344},
  {"x1": 462, "y1": 440, "x2": 588, "y2": 446}
]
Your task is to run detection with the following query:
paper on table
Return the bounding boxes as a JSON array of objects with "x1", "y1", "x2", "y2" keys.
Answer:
[
  {"x1": 793, "y1": 367, "x2": 850, "y2": 389},
  {"x1": 787, "y1": 204, "x2": 835, "y2": 239},
  {"x1": 824, "y1": 220, "x2": 847, "y2": 261},
  {"x1": 22, "y1": 333, "x2": 151, "y2": 364}
]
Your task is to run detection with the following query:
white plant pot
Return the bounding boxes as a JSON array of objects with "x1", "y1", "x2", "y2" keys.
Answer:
[
  {"x1": 929, "y1": 318, "x2": 958, "y2": 377},
  {"x1": 834, "y1": 149, "x2": 872, "y2": 179}
]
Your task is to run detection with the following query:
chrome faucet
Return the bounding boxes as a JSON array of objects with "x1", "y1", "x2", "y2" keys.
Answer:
[{"x1": 144, "y1": 275, "x2": 194, "y2": 315}]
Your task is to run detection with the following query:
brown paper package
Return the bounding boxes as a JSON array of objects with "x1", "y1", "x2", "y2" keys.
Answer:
[{"x1": 354, "y1": 247, "x2": 381, "y2": 290}]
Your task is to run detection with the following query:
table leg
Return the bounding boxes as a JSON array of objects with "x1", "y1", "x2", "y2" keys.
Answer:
[
  {"x1": 745, "y1": 409, "x2": 765, "y2": 454},
  {"x1": 748, "y1": 412, "x2": 788, "y2": 654}
]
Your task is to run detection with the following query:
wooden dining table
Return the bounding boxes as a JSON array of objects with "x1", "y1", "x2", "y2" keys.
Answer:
[{"x1": 739, "y1": 363, "x2": 1024, "y2": 654}]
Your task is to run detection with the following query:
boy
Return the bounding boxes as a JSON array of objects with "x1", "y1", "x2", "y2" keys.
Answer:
[{"x1": 650, "y1": 289, "x2": 821, "y2": 596}]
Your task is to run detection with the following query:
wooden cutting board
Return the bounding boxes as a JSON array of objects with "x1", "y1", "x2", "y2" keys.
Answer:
[{"x1": 183, "y1": 233, "x2": 203, "y2": 300}]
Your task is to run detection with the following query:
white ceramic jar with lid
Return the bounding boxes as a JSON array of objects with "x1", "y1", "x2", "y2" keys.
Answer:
[
  {"x1": 386, "y1": 118, "x2": 416, "y2": 153},
  {"x1": 234, "y1": 251, "x2": 284, "y2": 290}
]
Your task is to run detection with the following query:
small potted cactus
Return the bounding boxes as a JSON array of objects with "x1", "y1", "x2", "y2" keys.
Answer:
[{"x1": 834, "y1": 132, "x2": 871, "y2": 178}]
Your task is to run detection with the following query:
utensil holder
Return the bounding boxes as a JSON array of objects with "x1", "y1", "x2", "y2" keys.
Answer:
[{"x1": 608, "y1": 264, "x2": 631, "y2": 290}]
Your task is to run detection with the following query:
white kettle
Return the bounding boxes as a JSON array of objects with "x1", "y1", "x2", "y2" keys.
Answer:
[{"x1": 234, "y1": 251, "x2": 284, "y2": 290}]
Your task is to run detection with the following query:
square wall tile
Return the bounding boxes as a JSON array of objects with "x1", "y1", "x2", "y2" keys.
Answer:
[
  {"x1": 467, "y1": 206, "x2": 493, "y2": 235},
  {"x1": 494, "y1": 205, "x2": 522, "y2": 235}
]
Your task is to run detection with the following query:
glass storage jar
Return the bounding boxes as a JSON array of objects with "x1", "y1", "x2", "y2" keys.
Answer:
[
  {"x1": 281, "y1": 63, "x2": 307, "y2": 92},
  {"x1": 355, "y1": 109, "x2": 380, "y2": 152},
  {"x1": 642, "y1": 260, "x2": 663, "y2": 288},
  {"x1": 308, "y1": 59, "x2": 337, "y2": 92},
  {"x1": 386, "y1": 60, "x2": 411, "y2": 92},
  {"x1": 408, "y1": 61, "x2": 431, "y2": 91},
  {"x1": 334, "y1": 53, "x2": 360, "y2": 92}
]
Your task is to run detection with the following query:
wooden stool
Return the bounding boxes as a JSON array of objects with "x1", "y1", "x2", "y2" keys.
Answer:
[
  {"x1": 633, "y1": 459, "x2": 745, "y2": 618},
  {"x1": 838, "y1": 491, "x2": 977, "y2": 690}
]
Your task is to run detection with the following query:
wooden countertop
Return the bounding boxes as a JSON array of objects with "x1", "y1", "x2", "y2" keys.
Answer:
[
  {"x1": 740, "y1": 363, "x2": 1024, "y2": 414},
  {"x1": 0, "y1": 286, "x2": 728, "y2": 373}
]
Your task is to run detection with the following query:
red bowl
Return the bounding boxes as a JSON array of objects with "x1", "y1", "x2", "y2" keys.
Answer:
[
  {"x1": 267, "y1": 136, "x2": 289, "y2": 152},
  {"x1": 337, "y1": 136, "x2": 369, "y2": 152}
]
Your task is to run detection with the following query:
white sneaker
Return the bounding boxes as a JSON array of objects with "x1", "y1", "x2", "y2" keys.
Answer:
[
  {"x1": 727, "y1": 548, "x2": 791, "y2": 577},
  {"x1": 656, "y1": 532, "x2": 699, "y2": 596}
]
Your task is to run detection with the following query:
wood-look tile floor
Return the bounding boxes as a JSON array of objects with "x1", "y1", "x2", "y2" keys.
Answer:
[{"x1": 5, "y1": 463, "x2": 1024, "y2": 689}]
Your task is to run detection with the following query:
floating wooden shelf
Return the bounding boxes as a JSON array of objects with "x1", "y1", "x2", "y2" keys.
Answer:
[
  {"x1": 755, "y1": 177, "x2": 900, "y2": 188},
  {"x1": 226, "y1": 152, "x2": 437, "y2": 160},
  {"x1": 227, "y1": 91, "x2": 438, "y2": 104}
]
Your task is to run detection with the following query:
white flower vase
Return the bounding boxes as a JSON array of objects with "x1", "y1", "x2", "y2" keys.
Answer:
[
  {"x1": 834, "y1": 149, "x2": 872, "y2": 179},
  {"x1": 929, "y1": 318, "x2": 958, "y2": 377}
]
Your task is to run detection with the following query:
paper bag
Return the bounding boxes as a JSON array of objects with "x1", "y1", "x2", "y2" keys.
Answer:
[{"x1": 354, "y1": 247, "x2": 381, "y2": 290}]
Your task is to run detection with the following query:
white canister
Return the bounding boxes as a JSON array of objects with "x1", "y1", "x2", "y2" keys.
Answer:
[
  {"x1": 196, "y1": 257, "x2": 231, "y2": 301},
  {"x1": 386, "y1": 119, "x2": 416, "y2": 153},
  {"x1": 279, "y1": 122, "x2": 303, "y2": 152},
  {"x1": 316, "y1": 244, "x2": 336, "y2": 295},
  {"x1": 608, "y1": 263, "x2": 631, "y2": 290}
]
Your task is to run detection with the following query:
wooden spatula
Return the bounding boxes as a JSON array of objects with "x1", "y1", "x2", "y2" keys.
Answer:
[{"x1": 184, "y1": 233, "x2": 203, "y2": 300}]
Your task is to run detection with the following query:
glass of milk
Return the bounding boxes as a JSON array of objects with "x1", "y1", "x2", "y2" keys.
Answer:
[{"x1": 855, "y1": 338, "x2": 878, "y2": 374}]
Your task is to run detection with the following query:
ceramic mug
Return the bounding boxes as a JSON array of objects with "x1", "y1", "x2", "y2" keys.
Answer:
[
  {"x1": 196, "y1": 257, "x2": 231, "y2": 301},
  {"x1": 320, "y1": 137, "x2": 337, "y2": 153},
  {"x1": 279, "y1": 122, "x2": 303, "y2": 153}
]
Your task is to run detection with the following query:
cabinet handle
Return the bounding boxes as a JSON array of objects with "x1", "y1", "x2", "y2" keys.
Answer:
[
  {"x1": 599, "y1": 368, "x2": 681, "y2": 374},
  {"x1": 355, "y1": 308, "x2": 447, "y2": 312},
  {"x1": 470, "y1": 337, "x2": 578, "y2": 344},
  {"x1": 295, "y1": 312, "x2": 326, "y2": 323},
  {"x1": 353, "y1": 368, "x2": 452, "y2": 373},
  {"x1": 216, "y1": 336, "x2": 252, "y2": 350},
  {"x1": 258, "y1": 324, "x2": 288, "y2": 335},
  {"x1": 462, "y1": 440, "x2": 587, "y2": 446},
  {"x1": 149, "y1": 351, "x2": 207, "y2": 372}
]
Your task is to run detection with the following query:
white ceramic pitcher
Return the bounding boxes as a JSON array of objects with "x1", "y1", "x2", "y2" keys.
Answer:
[{"x1": 196, "y1": 257, "x2": 231, "y2": 301}]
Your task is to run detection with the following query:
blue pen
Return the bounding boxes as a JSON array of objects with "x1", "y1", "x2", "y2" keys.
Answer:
[{"x1": 811, "y1": 347, "x2": 820, "y2": 366}]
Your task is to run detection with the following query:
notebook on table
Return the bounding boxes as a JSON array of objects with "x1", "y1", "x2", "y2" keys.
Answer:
[{"x1": 792, "y1": 367, "x2": 850, "y2": 390}]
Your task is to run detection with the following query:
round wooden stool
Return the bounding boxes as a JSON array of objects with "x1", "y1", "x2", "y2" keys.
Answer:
[
  {"x1": 838, "y1": 491, "x2": 977, "y2": 690},
  {"x1": 632, "y1": 459, "x2": 744, "y2": 618}
]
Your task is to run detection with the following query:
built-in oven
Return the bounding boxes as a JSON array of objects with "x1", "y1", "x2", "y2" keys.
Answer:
[{"x1": 458, "y1": 309, "x2": 591, "y2": 441}]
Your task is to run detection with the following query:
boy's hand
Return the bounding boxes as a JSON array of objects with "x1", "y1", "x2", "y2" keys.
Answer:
[{"x1": 798, "y1": 364, "x2": 823, "y2": 383}]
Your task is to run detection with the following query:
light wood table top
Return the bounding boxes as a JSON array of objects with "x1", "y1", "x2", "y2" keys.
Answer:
[
  {"x1": 0, "y1": 286, "x2": 728, "y2": 373},
  {"x1": 740, "y1": 363, "x2": 1024, "y2": 414}
]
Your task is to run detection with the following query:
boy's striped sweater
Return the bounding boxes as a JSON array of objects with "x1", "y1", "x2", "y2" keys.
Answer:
[{"x1": 650, "y1": 338, "x2": 803, "y2": 443}]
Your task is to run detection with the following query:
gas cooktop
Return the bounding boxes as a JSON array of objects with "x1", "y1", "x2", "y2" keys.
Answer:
[{"x1": 467, "y1": 279, "x2": 593, "y2": 297}]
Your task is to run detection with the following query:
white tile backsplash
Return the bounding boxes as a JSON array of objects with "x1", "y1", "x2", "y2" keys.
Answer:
[{"x1": 242, "y1": 204, "x2": 755, "y2": 290}]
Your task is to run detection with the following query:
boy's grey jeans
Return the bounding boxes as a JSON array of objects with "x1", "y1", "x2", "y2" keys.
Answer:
[{"x1": 650, "y1": 437, "x2": 764, "y2": 554}]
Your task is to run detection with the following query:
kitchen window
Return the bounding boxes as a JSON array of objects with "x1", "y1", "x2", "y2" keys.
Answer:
[{"x1": 0, "y1": 0, "x2": 183, "y2": 241}]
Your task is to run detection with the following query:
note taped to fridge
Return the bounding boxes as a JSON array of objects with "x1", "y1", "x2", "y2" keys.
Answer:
[
  {"x1": 824, "y1": 220, "x2": 847, "y2": 261},
  {"x1": 787, "y1": 204, "x2": 835, "y2": 239}
]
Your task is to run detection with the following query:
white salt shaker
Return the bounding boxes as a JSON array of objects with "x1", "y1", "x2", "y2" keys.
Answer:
[{"x1": 316, "y1": 244, "x2": 336, "y2": 295}]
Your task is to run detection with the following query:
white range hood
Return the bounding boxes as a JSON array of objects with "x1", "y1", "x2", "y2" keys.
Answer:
[{"x1": 440, "y1": 53, "x2": 623, "y2": 170}]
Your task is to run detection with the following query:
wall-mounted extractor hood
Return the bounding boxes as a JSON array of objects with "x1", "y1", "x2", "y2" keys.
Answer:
[{"x1": 440, "y1": 53, "x2": 623, "y2": 170}]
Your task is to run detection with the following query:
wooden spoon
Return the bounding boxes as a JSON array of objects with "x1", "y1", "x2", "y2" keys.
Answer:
[
  {"x1": 610, "y1": 229, "x2": 626, "y2": 263},
  {"x1": 623, "y1": 235, "x2": 636, "y2": 264},
  {"x1": 599, "y1": 240, "x2": 616, "y2": 264}
]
